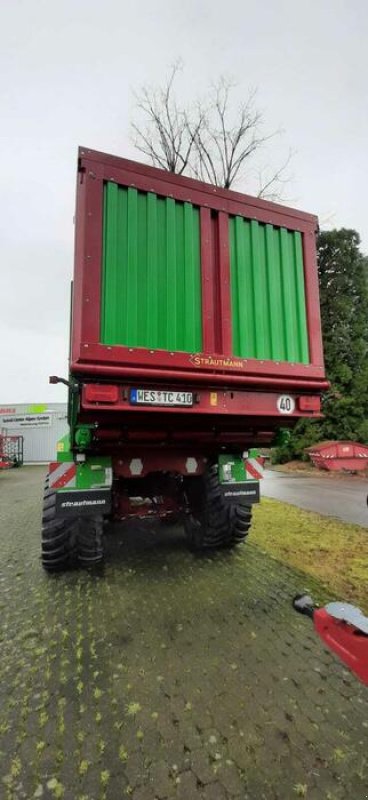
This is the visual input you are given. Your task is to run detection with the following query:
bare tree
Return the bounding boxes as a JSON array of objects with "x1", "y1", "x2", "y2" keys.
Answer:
[
  {"x1": 256, "y1": 149, "x2": 294, "y2": 201},
  {"x1": 131, "y1": 67, "x2": 292, "y2": 200},
  {"x1": 190, "y1": 80, "x2": 262, "y2": 188},
  {"x1": 131, "y1": 62, "x2": 202, "y2": 175},
  {"x1": 190, "y1": 79, "x2": 291, "y2": 198}
]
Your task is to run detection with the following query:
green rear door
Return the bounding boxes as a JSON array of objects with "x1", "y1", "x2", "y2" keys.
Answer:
[
  {"x1": 101, "y1": 182, "x2": 202, "y2": 353},
  {"x1": 229, "y1": 217, "x2": 310, "y2": 363}
]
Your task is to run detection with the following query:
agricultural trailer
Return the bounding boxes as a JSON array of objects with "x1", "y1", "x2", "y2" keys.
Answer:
[
  {"x1": 0, "y1": 433, "x2": 23, "y2": 469},
  {"x1": 42, "y1": 147, "x2": 328, "y2": 570}
]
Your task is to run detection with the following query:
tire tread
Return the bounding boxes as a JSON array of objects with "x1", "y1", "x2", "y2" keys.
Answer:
[
  {"x1": 184, "y1": 464, "x2": 252, "y2": 551},
  {"x1": 41, "y1": 474, "x2": 104, "y2": 571}
]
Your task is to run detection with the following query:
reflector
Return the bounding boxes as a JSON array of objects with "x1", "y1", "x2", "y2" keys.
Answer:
[
  {"x1": 84, "y1": 384, "x2": 119, "y2": 403},
  {"x1": 298, "y1": 396, "x2": 320, "y2": 411}
]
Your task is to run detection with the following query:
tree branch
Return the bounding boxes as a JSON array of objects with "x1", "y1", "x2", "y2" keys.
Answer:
[
  {"x1": 257, "y1": 149, "x2": 294, "y2": 201},
  {"x1": 131, "y1": 67, "x2": 292, "y2": 201}
]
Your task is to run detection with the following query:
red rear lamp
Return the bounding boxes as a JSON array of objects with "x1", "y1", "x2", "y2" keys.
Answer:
[
  {"x1": 298, "y1": 396, "x2": 321, "y2": 412},
  {"x1": 84, "y1": 384, "x2": 119, "y2": 403}
]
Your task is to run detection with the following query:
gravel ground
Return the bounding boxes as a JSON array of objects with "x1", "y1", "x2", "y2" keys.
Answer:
[{"x1": 0, "y1": 466, "x2": 367, "y2": 800}]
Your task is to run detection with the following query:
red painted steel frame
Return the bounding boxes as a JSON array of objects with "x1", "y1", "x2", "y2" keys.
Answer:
[
  {"x1": 113, "y1": 453, "x2": 207, "y2": 478},
  {"x1": 81, "y1": 385, "x2": 322, "y2": 418},
  {"x1": 71, "y1": 147, "x2": 326, "y2": 391},
  {"x1": 76, "y1": 362, "x2": 328, "y2": 390}
]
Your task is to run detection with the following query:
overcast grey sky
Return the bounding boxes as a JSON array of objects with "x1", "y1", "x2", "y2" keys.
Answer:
[{"x1": 1, "y1": 0, "x2": 367, "y2": 403}]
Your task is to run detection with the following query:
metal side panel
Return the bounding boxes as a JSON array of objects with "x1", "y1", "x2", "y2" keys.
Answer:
[
  {"x1": 230, "y1": 217, "x2": 310, "y2": 364},
  {"x1": 101, "y1": 182, "x2": 202, "y2": 353}
]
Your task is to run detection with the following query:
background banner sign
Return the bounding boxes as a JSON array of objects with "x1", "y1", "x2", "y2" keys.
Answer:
[{"x1": 1, "y1": 414, "x2": 52, "y2": 429}]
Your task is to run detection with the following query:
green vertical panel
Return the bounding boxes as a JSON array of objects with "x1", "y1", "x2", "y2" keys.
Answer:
[
  {"x1": 259, "y1": 224, "x2": 271, "y2": 359},
  {"x1": 277, "y1": 230, "x2": 289, "y2": 360},
  {"x1": 101, "y1": 182, "x2": 119, "y2": 344},
  {"x1": 100, "y1": 183, "x2": 202, "y2": 353},
  {"x1": 183, "y1": 203, "x2": 195, "y2": 351},
  {"x1": 229, "y1": 217, "x2": 310, "y2": 364},
  {"x1": 232, "y1": 217, "x2": 252, "y2": 355},
  {"x1": 191, "y1": 207, "x2": 202, "y2": 351},
  {"x1": 293, "y1": 232, "x2": 309, "y2": 363},
  {"x1": 229, "y1": 220, "x2": 239, "y2": 354},
  {"x1": 165, "y1": 197, "x2": 177, "y2": 349},
  {"x1": 136, "y1": 192, "x2": 148, "y2": 345},
  {"x1": 243, "y1": 220, "x2": 255, "y2": 357},
  {"x1": 116, "y1": 185, "x2": 128, "y2": 343},
  {"x1": 250, "y1": 220, "x2": 266, "y2": 358},
  {"x1": 100, "y1": 183, "x2": 108, "y2": 341},
  {"x1": 126, "y1": 188, "x2": 138, "y2": 344},
  {"x1": 146, "y1": 192, "x2": 158, "y2": 347},
  {"x1": 280, "y1": 228, "x2": 299, "y2": 362},
  {"x1": 265, "y1": 224, "x2": 284, "y2": 360},
  {"x1": 156, "y1": 197, "x2": 167, "y2": 348},
  {"x1": 175, "y1": 202, "x2": 185, "y2": 352}
]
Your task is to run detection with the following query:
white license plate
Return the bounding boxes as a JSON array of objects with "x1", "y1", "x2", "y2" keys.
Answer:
[{"x1": 130, "y1": 389, "x2": 193, "y2": 407}]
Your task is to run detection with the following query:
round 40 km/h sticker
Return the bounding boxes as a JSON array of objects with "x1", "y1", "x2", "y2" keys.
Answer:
[{"x1": 277, "y1": 395, "x2": 295, "y2": 415}]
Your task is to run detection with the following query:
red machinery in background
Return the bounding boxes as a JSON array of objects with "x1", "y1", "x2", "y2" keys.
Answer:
[
  {"x1": 0, "y1": 432, "x2": 24, "y2": 469},
  {"x1": 305, "y1": 440, "x2": 368, "y2": 472}
]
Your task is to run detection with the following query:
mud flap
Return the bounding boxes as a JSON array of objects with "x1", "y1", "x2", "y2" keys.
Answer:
[
  {"x1": 55, "y1": 489, "x2": 111, "y2": 517},
  {"x1": 218, "y1": 454, "x2": 260, "y2": 505},
  {"x1": 220, "y1": 481, "x2": 260, "y2": 504}
]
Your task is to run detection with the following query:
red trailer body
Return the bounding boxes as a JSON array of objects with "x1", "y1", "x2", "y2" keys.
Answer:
[
  {"x1": 70, "y1": 148, "x2": 327, "y2": 453},
  {"x1": 41, "y1": 148, "x2": 328, "y2": 571},
  {"x1": 72, "y1": 147, "x2": 326, "y2": 390}
]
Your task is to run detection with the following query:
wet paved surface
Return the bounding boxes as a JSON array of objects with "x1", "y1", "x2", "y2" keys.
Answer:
[
  {"x1": 263, "y1": 470, "x2": 368, "y2": 528},
  {"x1": 0, "y1": 466, "x2": 367, "y2": 800}
]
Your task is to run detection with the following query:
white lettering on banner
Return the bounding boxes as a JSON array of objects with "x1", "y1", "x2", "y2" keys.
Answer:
[{"x1": 1, "y1": 414, "x2": 52, "y2": 428}]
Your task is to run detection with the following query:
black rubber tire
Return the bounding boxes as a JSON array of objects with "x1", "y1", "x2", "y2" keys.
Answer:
[
  {"x1": 184, "y1": 464, "x2": 252, "y2": 551},
  {"x1": 41, "y1": 485, "x2": 78, "y2": 572},
  {"x1": 41, "y1": 480, "x2": 104, "y2": 572},
  {"x1": 78, "y1": 516, "x2": 104, "y2": 567}
]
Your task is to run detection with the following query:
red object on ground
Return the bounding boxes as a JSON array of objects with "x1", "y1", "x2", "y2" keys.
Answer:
[
  {"x1": 0, "y1": 434, "x2": 23, "y2": 468},
  {"x1": 0, "y1": 454, "x2": 13, "y2": 469},
  {"x1": 314, "y1": 608, "x2": 368, "y2": 686},
  {"x1": 305, "y1": 441, "x2": 368, "y2": 471}
]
